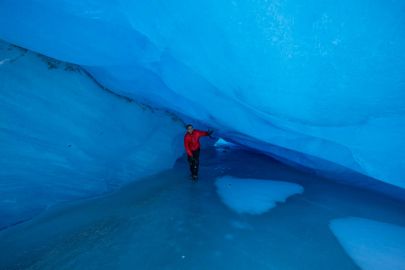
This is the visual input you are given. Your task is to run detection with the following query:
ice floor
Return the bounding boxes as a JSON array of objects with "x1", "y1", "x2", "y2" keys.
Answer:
[{"x1": 0, "y1": 147, "x2": 404, "y2": 270}]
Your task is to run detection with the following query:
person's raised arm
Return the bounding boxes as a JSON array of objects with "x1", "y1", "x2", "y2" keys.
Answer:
[{"x1": 196, "y1": 130, "x2": 213, "y2": 137}]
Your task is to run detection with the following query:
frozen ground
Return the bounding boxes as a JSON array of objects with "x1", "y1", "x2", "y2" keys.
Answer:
[{"x1": 0, "y1": 147, "x2": 404, "y2": 270}]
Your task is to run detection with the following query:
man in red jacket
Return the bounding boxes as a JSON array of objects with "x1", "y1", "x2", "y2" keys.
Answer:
[{"x1": 184, "y1": 124, "x2": 213, "y2": 181}]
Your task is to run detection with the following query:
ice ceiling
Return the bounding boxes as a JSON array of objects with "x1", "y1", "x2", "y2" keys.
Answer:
[{"x1": 0, "y1": 0, "x2": 404, "y2": 188}]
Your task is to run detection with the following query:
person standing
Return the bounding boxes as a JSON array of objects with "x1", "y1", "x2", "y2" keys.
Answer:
[{"x1": 184, "y1": 124, "x2": 212, "y2": 181}]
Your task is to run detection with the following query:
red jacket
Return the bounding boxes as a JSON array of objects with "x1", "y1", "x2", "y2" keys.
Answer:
[{"x1": 184, "y1": 130, "x2": 209, "y2": 157}]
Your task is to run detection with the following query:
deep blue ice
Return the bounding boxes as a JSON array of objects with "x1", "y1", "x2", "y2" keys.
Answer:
[
  {"x1": 1, "y1": 0, "x2": 404, "y2": 188},
  {"x1": 1, "y1": 147, "x2": 404, "y2": 270}
]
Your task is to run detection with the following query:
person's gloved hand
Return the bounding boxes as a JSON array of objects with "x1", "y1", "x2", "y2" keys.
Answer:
[{"x1": 207, "y1": 130, "x2": 214, "y2": 136}]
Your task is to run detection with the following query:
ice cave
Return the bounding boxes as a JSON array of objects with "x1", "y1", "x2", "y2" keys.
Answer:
[{"x1": 0, "y1": 1, "x2": 404, "y2": 269}]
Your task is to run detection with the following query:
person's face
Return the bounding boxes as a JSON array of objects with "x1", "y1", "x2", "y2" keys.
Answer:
[{"x1": 187, "y1": 126, "x2": 194, "y2": 134}]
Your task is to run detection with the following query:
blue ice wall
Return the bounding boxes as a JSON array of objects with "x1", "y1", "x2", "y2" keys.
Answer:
[
  {"x1": 0, "y1": 1, "x2": 404, "y2": 189},
  {"x1": 0, "y1": 41, "x2": 184, "y2": 229}
]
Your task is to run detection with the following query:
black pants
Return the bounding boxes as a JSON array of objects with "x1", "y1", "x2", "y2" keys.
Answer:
[{"x1": 188, "y1": 149, "x2": 200, "y2": 177}]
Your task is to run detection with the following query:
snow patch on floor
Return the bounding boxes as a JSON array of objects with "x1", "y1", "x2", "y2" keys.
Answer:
[
  {"x1": 215, "y1": 176, "x2": 303, "y2": 215},
  {"x1": 330, "y1": 217, "x2": 405, "y2": 270}
]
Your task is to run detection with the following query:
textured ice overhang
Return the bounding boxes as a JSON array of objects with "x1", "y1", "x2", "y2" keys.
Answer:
[
  {"x1": 0, "y1": 0, "x2": 404, "y2": 189},
  {"x1": 0, "y1": 41, "x2": 184, "y2": 229}
]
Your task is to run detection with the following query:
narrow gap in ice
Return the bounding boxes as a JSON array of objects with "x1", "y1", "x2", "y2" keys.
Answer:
[{"x1": 214, "y1": 138, "x2": 236, "y2": 148}]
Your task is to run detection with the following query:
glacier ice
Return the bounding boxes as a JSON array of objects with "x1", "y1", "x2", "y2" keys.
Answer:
[
  {"x1": 330, "y1": 217, "x2": 405, "y2": 270},
  {"x1": 0, "y1": 0, "x2": 404, "y2": 190},
  {"x1": 0, "y1": 41, "x2": 184, "y2": 229},
  {"x1": 0, "y1": 2, "x2": 404, "y2": 268},
  {"x1": 215, "y1": 176, "x2": 303, "y2": 214}
]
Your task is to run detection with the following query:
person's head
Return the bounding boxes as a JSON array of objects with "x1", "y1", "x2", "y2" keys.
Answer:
[{"x1": 186, "y1": 124, "x2": 194, "y2": 134}]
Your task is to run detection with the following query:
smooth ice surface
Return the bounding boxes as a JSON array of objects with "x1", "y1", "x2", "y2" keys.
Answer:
[
  {"x1": 0, "y1": 1, "x2": 404, "y2": 189},
  {"x1": 0, "y1": 41, "x2": 184, "y2": 229},
  {"x1": 0, "y1": 147, "x2": 404, "y2": 270},
  {"x1": 215, "y1": 176, "x2": 303, "y2": 214},
  {"x1": 330, "y1": 217, "x2": 405, "y2": 270}
]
